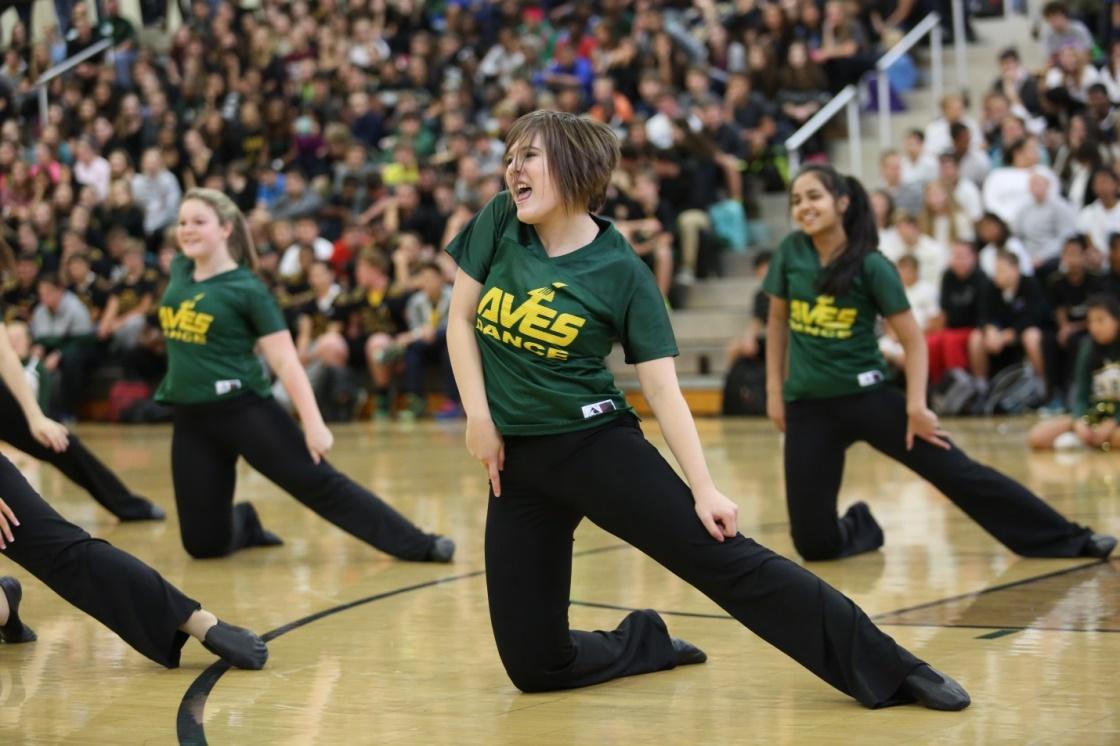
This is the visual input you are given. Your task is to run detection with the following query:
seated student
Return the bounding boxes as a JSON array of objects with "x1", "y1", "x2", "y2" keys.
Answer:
[
  {"x1": 726, "y1": 251, "x2": 772, "y2": 365},
  {"x1": 970, "y1": 249, "x2": 1048, "y2": 385},
  {"x1": 64, "y1": 252, "x2": 111, "y2": 324},
  {"x1": 976, "y1": 212, "x2": 1034, "y2": 278},
  {"x1": 928, "y1": 241, "x2": 989, "y2": 385},
  {"x1": 880, "y1": 211, "x2": 946, "y2": 287},
  {"x1": 606, "y1": 172, "x2": 676, "y2": 300},
  {"x1": 275, "y1": 259, "x2": 353, "y2": 420},
  {"x1": 879, "y1": 255, "x2": 940, "y2": 369},
  {"x1": 1044, "y1": 235, "x2": 1105, "y2": 408},
  {"x1": 337, "y1": 250, "x2": 409, "y2": 420},
  {"x1": 1028, "y1": 295, "x2": 1120, "y2": 450},
  {"x1": 29, "y1": 273, "x2": 96, "y2": 421},
  {"x1": 2, "y1": 252, "x2": 40, "y2": 323},
  {"x1": 97, "y1": 239, "x2": 159, "y2": 355},
  {"x1": 400, "y1": 262, "x2": 460, "y2": 420}
]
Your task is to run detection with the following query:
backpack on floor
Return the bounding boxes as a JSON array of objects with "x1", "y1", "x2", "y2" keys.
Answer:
[
  {"x1": 931, "y1": 368, "x2": 987, "y2": 417},
  {"x1": 982, "y1": 362, "x2": 1045, "y2": 415},
  {"x1": 722, "y1": 356, "x2": 767, "y2": 416},
  {"x1": 315, "y1": 366, "x2": 358, "y2": 423}
]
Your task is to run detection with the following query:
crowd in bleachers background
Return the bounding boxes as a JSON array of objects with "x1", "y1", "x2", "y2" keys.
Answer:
[{"x1": 0, "y1": 0, "x2": 1118, "y2": 422}]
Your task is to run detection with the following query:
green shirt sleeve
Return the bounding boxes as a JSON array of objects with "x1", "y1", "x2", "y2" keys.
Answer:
[
  {"x1": 863, "y1": 252, "x2": 910, "y2": 317},
  {"x1": 444, "y1": 192, "x2": 514, "y2": 283},
  {"x1": 1071, "y1": 335, "x2": 1094, "y2": 418},
  {"x1": 617, "y1": 260, "x2": 678, "y2": 364},
  {"x1": 761, "y1": 235, "x2": 790, "y2": 299},
  {"x1": 245, "y1": 275, "x2": 288, "y2": 337}
]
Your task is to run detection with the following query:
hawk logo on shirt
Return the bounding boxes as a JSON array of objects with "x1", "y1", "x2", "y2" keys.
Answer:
[
  {"x1": 789, "y1": 295, "x2": 858, "y2": 339},
  {"x1": 160, "y1": 293, "x2": 215, "y2": 344},
  {"x1": 475, "y1": 282, "x2": 586, "y2": 360}
]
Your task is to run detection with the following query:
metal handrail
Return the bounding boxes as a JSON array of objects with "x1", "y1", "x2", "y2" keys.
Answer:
[
  {"x1": 876, "y1": 13, "x2": 942, "y2": 147},
  {"x1": 35, "y1": 39, "x2": 112, "y2": 122},
  {"x1": 784, "y1": 0, "x2": 971, "y2": 180},
  {"x1": 785, "y1": 84, "x2": 860, "y2": 178}
]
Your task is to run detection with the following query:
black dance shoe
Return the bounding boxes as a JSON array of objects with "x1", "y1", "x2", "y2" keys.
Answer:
[
  {"x1": 116, "y1": 495, "x2": 166, "y2": 522},
  {"x1": 202, "y1": 621, "x2": 269, "y2": 670},
  {"x1": 427, "y1": 536, "x2": 456, "y2": 563},
  {"x1": 901, "y1": 664, "x2": 971, "y2": 711},
  {"x1": 1083, "y1": 533, "x2": 1117, "y2": 560},
  {"x1": 671, "y1": 637, "x2": 707, "y2": 666},
  {"x1": 0, "y1": 577, "x2": 37, "y2": 644}
]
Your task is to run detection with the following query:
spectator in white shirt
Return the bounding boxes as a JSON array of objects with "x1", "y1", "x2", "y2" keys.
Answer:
[
  {"x1": 938, "y1": 152, "x2": 983, "y2": 221},
  {"x1": 1044, "y1": 44, "x2": 1102, "y2": 105},
  {"x1": 870, "y1": 189, "x2": 900, "y2": 250},
  {"x1": 948, "y1": 122, "x2": 991, "y2": 185},
  {"x1": 130, "y1": 148, "x2": 181, "y2": 240},
  {"x1": 901, "y1": 129, "x2": 938, "y2": 186},
  {"x1": 279, "y1": 216, "x2": 336, "y2": 278},
  {"x1": 1076, "y1": 168, "x2": 1120, "y2": 257},
  {"x1": 72, "y1": 137, "x2": 110, "y2": 202},
  {"x1": 881, "y1": 211, "x2": 947, "y2": 287},
  {"x1": 1013, "y1": 172, "x2": 1078, "y2": 272},
  {"x1": 923, "y1": 93, "x2": 983, "y2": 160},
  {"x1": 879, "y1": 254, "x2": 940, "y2": 366},
  {"x1": 879, "y1": 149, "x2": 924, "y2": 215},
  {"x1": 982, "y1": 137, "x2": 1060, "y2": 225},
  {"x1": 919, "y1": 179, "x2": 975, "y2": 252},
  {"x1": 977, "y1": 212, "x2": 1034, "y2": 277}
]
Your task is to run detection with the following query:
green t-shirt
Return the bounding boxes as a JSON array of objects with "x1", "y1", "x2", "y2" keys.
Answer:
[
  {"x1": 1072, "y1": 336, "x2": 1120, "y2": 422},
  {"x1": 762, "y1": 231, "x2": 910, "y2": 401},
  {"x1": 155, "y1": 254, "x2": 287, "y2": 404},
  {"x1": 445, "y1": 192, "x2": 678, "y2": 436}
]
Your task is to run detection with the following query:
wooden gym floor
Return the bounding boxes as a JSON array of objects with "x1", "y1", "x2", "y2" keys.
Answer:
[{"x1": 1, "y1": 416, "x2": 1117, "y2": 745}]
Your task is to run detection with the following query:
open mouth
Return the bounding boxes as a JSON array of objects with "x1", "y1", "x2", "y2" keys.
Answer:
[{"x1": 515, "y1": 184, "x2": 532, "y2": 203}]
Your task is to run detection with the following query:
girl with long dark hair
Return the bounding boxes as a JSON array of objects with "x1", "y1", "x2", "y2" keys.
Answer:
[{"x1": 764, "y1": 165, "x2": 1116, "y2": 562}]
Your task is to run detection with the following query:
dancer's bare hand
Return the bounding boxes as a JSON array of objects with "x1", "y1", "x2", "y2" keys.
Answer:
[
  {"x1": 28, "y1": 414, "x2": 68, "y2": 453},
  {"x1": 767, "y1": 391, "x2": 785, "y2": 432},
  {"x1": 466, "y1": 416, "x2": 504, "y2": 497},
  {"x1": 907, "y1": 406, "x2": 951, "y2": 450},
  {"x1": 0, "y1": 498, "x2": 19, "y2": 549},
  {"x1": 694, "y1": 486, "x2": 739, "y2": 542},
  {"x1": 305, "y1": 421, "x2": 334, "y2": 464}
]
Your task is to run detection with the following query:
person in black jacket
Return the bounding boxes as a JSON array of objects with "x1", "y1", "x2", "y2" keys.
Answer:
[
  {"x1": 972, "y1": 249, "x2": 1048, "y2": 384},
  {"x1": 927, "y1": 241, "x2": 989, "y2": 384}
]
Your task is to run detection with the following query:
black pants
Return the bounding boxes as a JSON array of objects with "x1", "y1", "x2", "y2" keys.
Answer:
[
  {"x1": 0, "y1": 384, "x2": 153, "y2": 520},
  {"x1": 170, "y1": 394, "x2": 437, "y2": 560},
  {"x1": 1043, "y1": 329, "x2": 1088, "y2": 403},
  {"x1": 403, "y1": 331, "x2": 459, "y2": 401},
  {"x1": 486, "y1": 414, "x2": 922, "y2": 707},
  {"x1": 0, "y1": 455, "x2": 197, "y2": 667},
  {"x1": 784, "y1": 387, "x2": 1094, "y2": 561}
]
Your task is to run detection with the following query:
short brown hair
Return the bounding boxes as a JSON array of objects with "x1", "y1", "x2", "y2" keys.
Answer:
[{"x1": 504, "y1": 110, "x2": 620, "y2": 213}]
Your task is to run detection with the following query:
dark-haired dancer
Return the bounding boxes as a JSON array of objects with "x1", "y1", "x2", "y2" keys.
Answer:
[
  {"x1": 447, "y1": 109, "x2": 969, "y2": 710},
  {"x1": 764, "y1": 165, "x2": 1116, "y2": 562},
  {"x1": 0, "y1": 262, "x2": 266, "y2": 669},
  {"x1": 157, "y1": 188, "x2": 454, "y2": 563}
]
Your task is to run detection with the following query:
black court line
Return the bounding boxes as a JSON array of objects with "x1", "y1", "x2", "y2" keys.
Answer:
[
  {"x1": 175, "y1": 543, "x2": 630, "y2": 746},
  {"x1": 573, "y1": 559, "x2": 1116, "y2": 630},
  {"x1": 176, "y1": 532, "x2": 1115, "y2": 743},
  {"x1": 881, "y1": 621, "x2": 1120, "y2": 634},
  {"x1": 870, "y1": 559, "x2": 1109, "y2": 619}
]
